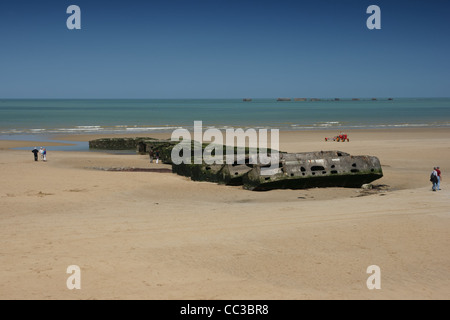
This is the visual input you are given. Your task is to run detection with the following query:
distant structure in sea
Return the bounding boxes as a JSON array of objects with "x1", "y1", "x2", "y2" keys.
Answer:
[{"x1": 241, "y1": 97, "x2": 393, "y2": 102}]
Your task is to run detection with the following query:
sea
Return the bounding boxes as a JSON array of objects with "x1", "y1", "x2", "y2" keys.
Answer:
[{"x1": 1, "y1": 98, "x2": 449, "y2": 150}]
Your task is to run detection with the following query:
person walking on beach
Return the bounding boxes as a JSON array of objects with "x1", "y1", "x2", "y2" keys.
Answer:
[
  {"x1": 149, "y1": 147, "x2": 154, "y2": 163},
  {"x1": 31, "y1": 147, "x2": 39, "y2": 161},
  {"x1": 42, "y1": 148, "x2": 47, "y2": 162},
  {"x1": 431, "y1": 167, "x2": 439, "y2": 191},
  {"x1": 39, "y1": 147, "x2": 44, "y2": 161},
  {"x1": 436, "y1": 166, "x2": 442, "y2": 190},
  {"x1": 155, "y1": 150, "x2": 160, "y2": 164}
]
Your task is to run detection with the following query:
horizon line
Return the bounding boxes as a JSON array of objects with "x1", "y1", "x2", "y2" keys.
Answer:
[{"x1": 1, "y1": 96, "x2": 450, "y2": 100}]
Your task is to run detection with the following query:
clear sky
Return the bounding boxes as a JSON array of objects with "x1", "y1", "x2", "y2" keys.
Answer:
[{"x1": 0, "y1": 0, "x2": 449, "y2": 98}]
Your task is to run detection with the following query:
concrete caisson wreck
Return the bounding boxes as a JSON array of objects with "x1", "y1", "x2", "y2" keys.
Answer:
[
  {"x1": 242, "y1": 151, "x2": 383, "y2": 191},
  {"x1": 89, "y1": 138, "x2": 383, "y2": 191},
  {"x1": 160, "y1": 140, "x2": 383, "y2": 190}
]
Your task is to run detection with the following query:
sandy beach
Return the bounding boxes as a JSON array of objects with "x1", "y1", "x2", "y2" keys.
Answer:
[{"x1": 0, "y1": 128, "x2": 449, "y2": 300}]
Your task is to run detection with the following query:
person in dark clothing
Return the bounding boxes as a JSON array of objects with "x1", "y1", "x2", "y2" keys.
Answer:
[
  {"x1": 31, "y1": 147, "x2": 39, "y2": 161},
  {"x1": 149, "y1": 148, "x2": 154, "y2": 163},
  {"x1": 431, "y1": 167, "x2": 439, "y2": 191}
]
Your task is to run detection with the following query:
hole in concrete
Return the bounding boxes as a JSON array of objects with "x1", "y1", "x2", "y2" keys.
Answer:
[
  {"x1": 311, "y1": 166, "x2": 325, "y2": 171},
  {"x1": 352, "y1": 163, "x2": 357, "y2": 167},
  {"x1": 261, "y1": 163, "x2": 279, "y2": 168},
  {"x1": 331, "y1": 165, "x2": 335, "y2": 169},
  {"x1": 351, "y1": 169, "x2": 360, "y2": 173},
  {"x1": 331, "y1": 170, "x2": 338, "y2": 174},
  {"x1": 301, "y1": 167, "x2": 306, "y2": 172}
]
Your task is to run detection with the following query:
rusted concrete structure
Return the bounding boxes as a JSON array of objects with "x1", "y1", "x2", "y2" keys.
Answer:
[
  {"x1": 169, "y1": 149, "x2": 382, "y2": 191},
  {"x1": 89, "y1": 137, "x2": 155, "y2": 151},
  {"x1": 243, "y1": 151, "x2": 382, "y2": 191},
  {"x1": 89, "y1": 138, "x2": 383, "y2": 191},
  {"x1": 144, "y1": 140, "x2": 178, "y2": 163}
]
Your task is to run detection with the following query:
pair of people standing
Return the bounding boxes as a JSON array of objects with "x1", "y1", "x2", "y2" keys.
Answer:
[
  {"x1": 31, "y1": 147, "x2": 47, "y2": 162},
  {"x1": 430, "y1": 167, "x2": 442, "y2": 191},
  {"x1": 148, "y1": 148, "x2": 160, "y2": 164}
]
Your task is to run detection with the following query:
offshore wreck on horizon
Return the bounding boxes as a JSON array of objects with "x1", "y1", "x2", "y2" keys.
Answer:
[{"x1": 90, "y1": 138, "x2": 384, "y2": 191}]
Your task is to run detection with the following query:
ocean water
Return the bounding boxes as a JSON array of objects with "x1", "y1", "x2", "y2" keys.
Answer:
[{"x1": 0, "y1": 98, "x2": 450, "y2": 135}]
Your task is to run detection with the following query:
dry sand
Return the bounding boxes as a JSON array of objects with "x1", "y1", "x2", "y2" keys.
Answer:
[{"x1": 0, "y1": 128, "x2": 449, "y2": 300}]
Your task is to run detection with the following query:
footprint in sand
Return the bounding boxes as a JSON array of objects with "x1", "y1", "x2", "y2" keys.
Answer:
[
  {"x1": 64, "y1": 189, "x2": 87, "y2": 193},
  {"x1": 35, "y1": 191, "x2": 54, "y2": 197}
]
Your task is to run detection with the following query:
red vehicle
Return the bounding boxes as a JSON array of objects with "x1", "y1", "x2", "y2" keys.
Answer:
[{"x1": 325, "y1": 133, "x2": 349, "y2": 142}]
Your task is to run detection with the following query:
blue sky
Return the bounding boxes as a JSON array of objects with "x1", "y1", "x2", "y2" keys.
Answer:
[{"x1": 0, "y1": 0, "x2": 449, "y2": 98}]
